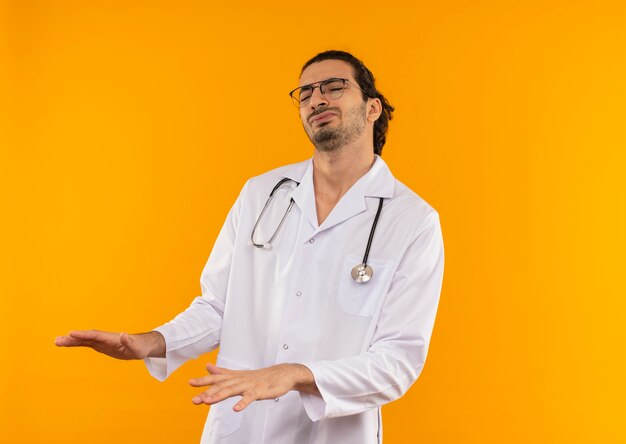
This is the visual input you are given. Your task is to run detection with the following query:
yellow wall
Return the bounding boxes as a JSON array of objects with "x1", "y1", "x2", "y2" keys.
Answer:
[{"x1": 1, "y1": 1, "x2": 625, "y2": 442}]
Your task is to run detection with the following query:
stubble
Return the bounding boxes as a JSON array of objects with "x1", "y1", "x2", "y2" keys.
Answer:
[{"x1": 306, "y1": 102, "x2": 367, "y2": 153}]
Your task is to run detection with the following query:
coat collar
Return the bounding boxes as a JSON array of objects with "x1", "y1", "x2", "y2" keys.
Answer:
[{"x1": 280, "y1": 155, "x2": 395, "y2": 237}]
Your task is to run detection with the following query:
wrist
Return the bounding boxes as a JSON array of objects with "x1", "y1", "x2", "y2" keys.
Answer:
[
  {"x1": 142, "y1": 331, "x2": 166, "y2": 358},
  {"x1": 290, "y1": 363, "x2": 315, "y2": 391}
]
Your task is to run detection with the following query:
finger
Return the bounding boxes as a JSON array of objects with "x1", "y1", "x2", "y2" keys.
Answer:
[
  {"x1": 233, "y1": 392, "x2": 257, "y2": 412},
  {"x1": 192, "y1": 388, "x2": 222, "y2": 405},
  {"x1": 68, "y1": 330, "x2": 105, "y2": 341},
  {"x1": 55, "y1": 335, "x2": 92, "y2": 347},
  {"x1": 55, "y1": 336, "x2": 72, "y2": 346},
  {"x1": 194, "y1": 380, "x2": 246, "y2": 405},
  {"x1": 189, "y1": 373, "x2": 231, "y2": 387},
  {"x1": 205, "y1": 363, "x2": 232, "y2": 374}
]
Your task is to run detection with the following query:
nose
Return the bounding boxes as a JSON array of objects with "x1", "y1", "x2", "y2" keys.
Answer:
[{"x1": 308, "y1": 86, "x2": 328, "y2": 110}]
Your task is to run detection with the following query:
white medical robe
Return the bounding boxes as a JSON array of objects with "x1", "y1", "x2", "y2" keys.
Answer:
[{"x1": 144, "y1": 155, "x2": 445, "y2": 443}]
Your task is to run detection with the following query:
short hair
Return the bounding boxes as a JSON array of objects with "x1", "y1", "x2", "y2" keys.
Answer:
[{"x1": 301, "y1": 50, "x2": 394, "y2": 156}]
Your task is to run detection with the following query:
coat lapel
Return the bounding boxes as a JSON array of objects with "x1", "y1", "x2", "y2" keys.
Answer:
[
  {"x1": 282, "y1": 155, "x2": 396, "y2": 238},
  {"x1": 283, "y1": 160, "x2": 318, "y2": 231},
  {"x1": 317, "y1": 156, "x2": 395, "y2": 235}
]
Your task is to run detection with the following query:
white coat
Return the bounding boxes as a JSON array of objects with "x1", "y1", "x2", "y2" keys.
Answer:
[{"x1": 144, "y1": 155, "x2": 445, "y2": 443}]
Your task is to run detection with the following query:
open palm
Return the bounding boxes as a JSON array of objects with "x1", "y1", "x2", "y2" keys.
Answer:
[{"x1": 55, "y1": 330, "x2": 152, "y2": 360}]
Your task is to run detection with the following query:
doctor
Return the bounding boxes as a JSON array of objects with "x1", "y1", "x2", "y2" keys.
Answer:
[{"x1": 56, "y1": 50, "x2": 445, "y2": 443}]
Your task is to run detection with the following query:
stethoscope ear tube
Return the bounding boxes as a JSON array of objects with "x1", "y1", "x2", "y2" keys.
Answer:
[
  {"x1": 269, "y1": 177, "x2": 297, "y2": 197},
  {"x1": 251, "y1": 178, "x2": 300, "y2": 249}
]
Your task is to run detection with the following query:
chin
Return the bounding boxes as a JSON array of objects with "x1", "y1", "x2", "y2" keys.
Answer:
[
  {"x1": 313, "y1": 128, "x2": 337, "y2": 144},
  {"x1": 314, "y1": 136, "x2": 342, "y2": 153}
]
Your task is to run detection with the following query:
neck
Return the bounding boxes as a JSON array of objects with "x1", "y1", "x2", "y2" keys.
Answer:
[{"x1": 312, "y1": 141, "x2": 376, "y2": 201}]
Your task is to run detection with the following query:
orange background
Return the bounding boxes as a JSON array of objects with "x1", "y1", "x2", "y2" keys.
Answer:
[{"x1": 1, "y1": 1, "x2": 625, "y2": 443}]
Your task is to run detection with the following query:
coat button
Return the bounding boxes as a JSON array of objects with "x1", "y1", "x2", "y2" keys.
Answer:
[
  {"x1": 283, "y1": 343, "x2": 289, "y2": 350},
  {"x1": 274, "y1": 398, "x2": 280, "y2": 402},
  {"x1": 296, "y1": 291, "x2": 302, "y2": 297},
  {"x1": 309, "y1": 238, "x2": 315, "y2": 244}
]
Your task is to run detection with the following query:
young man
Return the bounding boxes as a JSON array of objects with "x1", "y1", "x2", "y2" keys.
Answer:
[{"x1": 56, "y1": 50, "x2": 445, "y2": 443}]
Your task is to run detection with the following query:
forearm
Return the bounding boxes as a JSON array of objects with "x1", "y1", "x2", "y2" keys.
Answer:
[
  {"x1": 142, "y1": 295, "x2": 226, "y2": 382},
  {"x1": 302, "y1": 347, "x2": 423, "y2": 419}
]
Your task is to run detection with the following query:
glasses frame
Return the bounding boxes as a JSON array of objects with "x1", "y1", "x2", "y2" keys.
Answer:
[{"x1": 288, "y1": 77, "x2": 369, "y2": 107}]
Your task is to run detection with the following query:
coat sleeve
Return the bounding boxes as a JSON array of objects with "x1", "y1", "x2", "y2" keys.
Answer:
[
  {"x1": 299, "y1": 210, "x2": 445, "y2": 420},
  {"x1": 143, "y1": 180, "x2": 249, "y2": 381}
]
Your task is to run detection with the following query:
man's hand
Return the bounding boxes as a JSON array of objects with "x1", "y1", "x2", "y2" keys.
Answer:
[
  {"x1": 55, "y1": 330, "x2": 166, "y2": 360},
  {"x1": 189, "y1": 363, "x2": 320, "y2": 411}
]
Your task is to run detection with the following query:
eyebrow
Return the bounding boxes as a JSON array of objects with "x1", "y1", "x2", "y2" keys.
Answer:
[{"x1": 298, "y1": 77, "x2": 346, "y2": 89}]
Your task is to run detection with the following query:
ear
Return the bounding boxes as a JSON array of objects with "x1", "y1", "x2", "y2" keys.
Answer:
[{"x1": 367, "y1": 97, "x2": 383, "y2": 123}]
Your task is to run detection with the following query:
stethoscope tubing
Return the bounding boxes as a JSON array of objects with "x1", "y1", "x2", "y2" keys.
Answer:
[
  {"x1": 251, "y1": 178, "x2": 385, "y2": 283},
  {"x1": 361, "y1": 197, "x2": 384, "y2": 266}
]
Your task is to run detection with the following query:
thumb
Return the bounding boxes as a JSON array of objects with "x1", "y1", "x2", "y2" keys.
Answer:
[
  {"x1": 119, "y1": 332, "x2": 150, "y2": 359},
  {"x1": 119, "y1": 332, "x2": 134, "y2": 349},
  {"x1": 120, "y1": 332, "x2": 145, "y2": 358}
]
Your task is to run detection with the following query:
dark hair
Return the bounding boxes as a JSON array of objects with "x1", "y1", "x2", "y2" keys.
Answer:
[{"x1": 301, "y1": 50, "x2": 394, "y2": 156}]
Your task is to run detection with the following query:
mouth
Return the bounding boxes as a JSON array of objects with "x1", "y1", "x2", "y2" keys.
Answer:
[{"x1": 309, "y1": 111, "x2": 337, "y2": 126}]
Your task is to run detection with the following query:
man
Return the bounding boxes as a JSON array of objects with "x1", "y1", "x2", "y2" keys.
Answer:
[{"x1": 56, "y1": 50, "x2": 445, "y2": 443}]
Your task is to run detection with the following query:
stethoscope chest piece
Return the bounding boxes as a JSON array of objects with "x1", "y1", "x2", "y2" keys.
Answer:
[{"x1": 351, "y1": 263, "x2": 373, "y2": 284}]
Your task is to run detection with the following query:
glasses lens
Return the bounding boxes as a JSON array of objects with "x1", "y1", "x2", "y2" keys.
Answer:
[
  {"x1": 289, "y1": 79, "x2": 347, "y2": 107},
  {"x1": 321, "y1": 79, "x2": 345, "y2": 100},
  {"x1": 297, "y1": 86, "x2": 313, "y2": 103}
]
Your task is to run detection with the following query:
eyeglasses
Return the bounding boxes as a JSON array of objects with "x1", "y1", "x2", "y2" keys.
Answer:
[{"x1": 288, "y1": 77, "x2": 369, "y2": 107}]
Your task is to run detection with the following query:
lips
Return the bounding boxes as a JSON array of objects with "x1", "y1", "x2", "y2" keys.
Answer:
[{"x1": 309, "y1": 111, "x2": 337, "y2": 125}]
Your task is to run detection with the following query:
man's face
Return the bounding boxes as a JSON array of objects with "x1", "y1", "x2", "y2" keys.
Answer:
[{"x1": 298, "y1": 60, "x2": 369, "y2": 153}]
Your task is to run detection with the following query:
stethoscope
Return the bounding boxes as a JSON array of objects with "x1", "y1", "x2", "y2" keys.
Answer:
[{"x1": 250, "y1": 178, "x2": 384, "y2": 284}]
